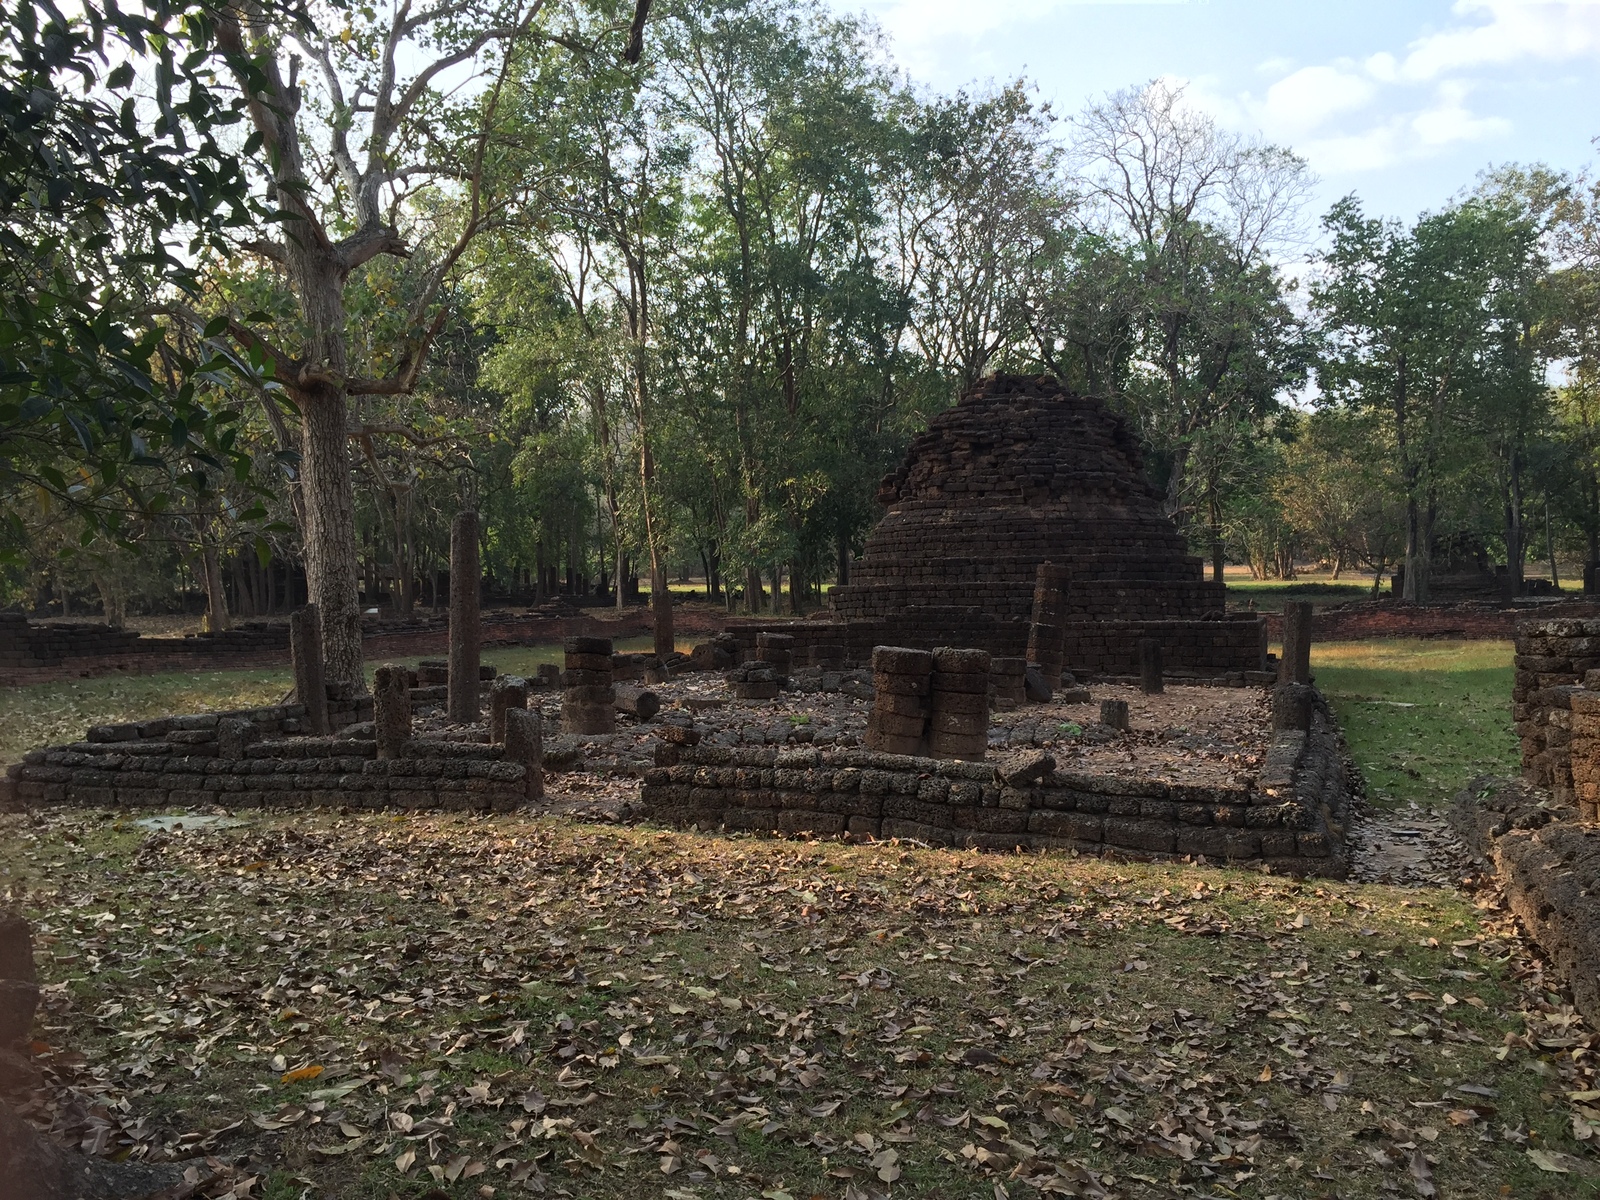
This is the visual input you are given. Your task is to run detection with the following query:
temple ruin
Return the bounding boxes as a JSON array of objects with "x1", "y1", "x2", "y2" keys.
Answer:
[{"x1": 739, "y1": 374, "x2": 1268, "y2": 680}]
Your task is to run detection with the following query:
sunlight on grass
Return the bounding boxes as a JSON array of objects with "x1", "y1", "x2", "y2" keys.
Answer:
[
  {"x1": 0, "y1": 668, "x2": 295, "y2": 769},
  {"x1": 1313, "y1": 638, "x2": 1517, "y2": 810},
  {"x1": 0, "y1": 635, "x2": 696, "y2": 768},
  {"x1": 1225, "y1": 579, "x2": 1374, "y2": 611}
]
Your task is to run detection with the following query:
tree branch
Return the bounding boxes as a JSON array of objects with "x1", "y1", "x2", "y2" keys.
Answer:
[
  {"x1": 624, "y1": 0, "x2": 651, "y2": 63},
  {"x1": 345, "y1": 308, "x2": 448, "y2": 396},
  {"x1": 336, "y1": 224, "x2": 411, "y2": 270}
]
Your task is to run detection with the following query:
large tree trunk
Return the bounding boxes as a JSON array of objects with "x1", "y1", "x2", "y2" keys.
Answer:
[
  {"x1": 200, "y1": 541, "x2": 230, "y2": 633},
  {"x1": 1505, "y1": 448, "x2": 1525, "y2": 597},
  {"x1": 651, "y1": 559, "x2": 674, "y2": 659},
  {"x1": 299, "y1": 385, "x2": 365, "y2": 687}
]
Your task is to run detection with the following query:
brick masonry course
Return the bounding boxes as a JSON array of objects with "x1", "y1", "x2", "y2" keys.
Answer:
[
  {"x1": 0, "y1": 676, "x2": 543, "y2": 814},
  {"x1": 730, "y1": 375, "x2": 1268, "y2": 679},
  {"x1": 641, "y1": 691, "x2": 1353, "y2": 878}
]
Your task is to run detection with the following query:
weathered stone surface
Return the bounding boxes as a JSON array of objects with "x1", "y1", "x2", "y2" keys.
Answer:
[
  {"x1": 373, "y1": 665, "x2": 412, "y2": 759},
  {"x1": 490, "y1": 676, "x2": 529, "y2": 743},
  {"x1": 448, "y1": 510, "x2": 482, "y2": 724},
  {"x1": 1452, "y1": 775, "x2": 1600, "y2": 1024},
  {"x1": 1279, "y1": 600, "x2": 1313, "y2": 686},
  {"x1": 0, "y1": 910, "x2": 34, "y2": 983},
  {"x1": 505, "y1": 708, "x2": 543, "y2": 800},
  {"x1": 997, "y1": 750, "x2": 1055, "y2": 787},
  {"x1": 1272, "y1": 683, "x2": 1314, "y2": 732},
  {"x1": 639, "y1": 689, "x2": 1351, "y2": 878},
  {"x1": 1100, "y1": 699, "x2": 1129, "y2": 732},
  {"x1": 289, "y1": 603, "x2": 329, "y2": 735},
  {"x1": 1139, "y1": 638, "x2": 1163, "y2": 695}
]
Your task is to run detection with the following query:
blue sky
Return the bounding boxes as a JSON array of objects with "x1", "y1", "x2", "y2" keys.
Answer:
[{"x1": 828, "y1": 0, "x2": 1600, "y2": 225}]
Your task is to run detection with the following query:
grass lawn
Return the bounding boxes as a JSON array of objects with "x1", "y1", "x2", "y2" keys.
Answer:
[
  {"x1": 1313, "y1": 639, "x2": 1519, "y2": 811},
  {"x1": 0, "y1": 637, "x2": 674, "y2": 770},
  {"x1": 5, "y1": 810, "x2": 1598, "y2": 1199},
  {"x1": 1226, "y1": 580, "x2": 1376, "y2": 612}
]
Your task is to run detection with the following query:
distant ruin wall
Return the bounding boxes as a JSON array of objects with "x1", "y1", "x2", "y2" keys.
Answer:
[
  {"x1": 1261, "y1": 600, "x2": 1600, "y2": 644},
  {"x1": 641, "y1": 696, "x2": 1351, "y2": 878},
  {"x1": 728, "y1": 613, "x2": 1267, "y2": 680},
  {"x1": 0, "y1": 608, "x2": 727, "y2": 686}
]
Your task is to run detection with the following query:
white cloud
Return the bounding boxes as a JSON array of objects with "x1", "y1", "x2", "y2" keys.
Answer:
[
  {"x1": 1410, "y1": 80, "x2": 1513, "y2": 146},
  {"x1": 1192, "y1": 2, "x2": 1600, "y2": 178},
  {"x1": 1261, "y1": 66, "x2": 1378, "y2": 137},
  {"x1": 1400, "y1": 0, "x2": 1600, "y2": 81}
]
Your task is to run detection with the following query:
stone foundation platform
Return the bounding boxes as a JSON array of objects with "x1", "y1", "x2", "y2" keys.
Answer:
[{"x1": 641, "y1": 693, "x2": 1352, "y2": 877}]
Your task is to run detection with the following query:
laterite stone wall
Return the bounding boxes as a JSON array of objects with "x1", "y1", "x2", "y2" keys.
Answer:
[{"x1": 641, "y1": 695, "x2": 1352, "y2": 877}]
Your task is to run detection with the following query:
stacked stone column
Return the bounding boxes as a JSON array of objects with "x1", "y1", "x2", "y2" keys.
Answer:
[
  {"x1": 506, "y1": 707, "x2": 545, "y2": 801},
  {"x1": 1279, "y1": 601, "x2": 1313, "y2": 685},
  {"x1": 373, "y1": 665, "x2": 412, "y2": 759},
  {"x1": 726, "y1": 662, "x2": 780, "y2": 700},
  {"x1": 755, "y1": 632, "x2": 794, "y2": 682},
  {"x1": 448, "y1": 511, "x2": 482, "y2": 723},
  {"x1": 289, "y1": 603, "x2": 329, "y2": 735},
  {"x1": 867, "y1": 646, "x2": 933, "y2": 755},
  {"x1": 929, "y1": 648, "x2": 991, "y2": 760},
  {"x1": 491, "y1": 676, "x2": 529, "y2": 743},
  {"x1": 1026, "y1": 562, "x2": 1071, "y2": 684},
  {"x1": 990, "y1": 656, "x2": 1027, "y2": 709},
  {"x1": 562, "y1": 636, "x2": 616, "y2": 734}
]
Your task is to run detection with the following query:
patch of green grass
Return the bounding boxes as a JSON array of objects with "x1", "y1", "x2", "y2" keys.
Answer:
[
  {"x1": 0, "y1": 634, "x2": 697, "y2": 769},
  {"x1": 1227, "y1": 579, "x2": 1376, "y2": 611},
  {"x1": 0, "y1": 667, "x2": 295, "y2": 768},
  {"x1": 1314, "y1": 638, "x2": 1518, "y2": 810}
]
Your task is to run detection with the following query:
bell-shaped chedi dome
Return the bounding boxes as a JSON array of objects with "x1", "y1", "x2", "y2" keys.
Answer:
[{"x1": 832, "y1": 373, "x2": 1225, "y2": 626}]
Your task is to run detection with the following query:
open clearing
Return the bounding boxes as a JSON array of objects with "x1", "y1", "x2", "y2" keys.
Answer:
[
  {"x1": 5, "y1": 806, "x2": 1600, "y2": 1200},
  {"x1": 3, "y1": 632, "x2": 1580, "y2": 1199},
  {"x1": 1313, "y1": 640, "x2": 1519, "y2": 811}
]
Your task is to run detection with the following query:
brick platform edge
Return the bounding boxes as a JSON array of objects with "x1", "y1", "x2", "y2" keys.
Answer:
[
  {"x1": 1260, "y1": 599, "x2": 1600, "y2": 643},
  {"x1": 726, "y1": 613, "x2": 1268, "y2": 681},
  {"x1": 1449, "y1": 777, "x2": 1600, "y2": 1027},
  {"x1": 640, "y1": 688, "x2": 1353, "y2": 878},
  {"x1": 0, "y1": 691, "x2": 539, "y2": 815},
  {"x1": 0, "y1": 608, "x2": 729, "y2": 687}
]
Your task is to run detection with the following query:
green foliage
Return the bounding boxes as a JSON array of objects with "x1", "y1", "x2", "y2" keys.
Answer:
[{"x1": 0, "y1": 0, "x2": 258, "y2": 545}]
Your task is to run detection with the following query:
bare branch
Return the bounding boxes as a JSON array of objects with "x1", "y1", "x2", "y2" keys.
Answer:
[
  {"x1": 240, "y1": 238, "x2": 287, "y2": 263},
  {"x1": 381, "y1": 1, "x2": 545, "y2": 149}
]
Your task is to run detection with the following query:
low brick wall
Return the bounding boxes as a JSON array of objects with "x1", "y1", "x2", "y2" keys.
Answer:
[
  {"x1": 1260, "y1": 598, "x2": 1600, "y2": 643},
  {"x1": 1510, "y1": 618, "x2": 1600, "y2": 804},
  {"x1": 0, "y1": 608, "x2": 729, "y2": 686},
  {"x1": 1451, "y1": 777, "x2": 1600, "y2": 1026},
  {"x1": 640, "y1": 691, "x2": 1351, "y2": 877},
  {"x1": 729, "y1": 613, "x2": 1267, "y2": 680},
  {"x1": 2, "y1": 735, "x2": 529, "y2": 814}
]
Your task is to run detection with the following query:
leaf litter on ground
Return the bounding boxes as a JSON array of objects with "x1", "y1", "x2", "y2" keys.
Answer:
[{"x1": 4, "y1": 808, "x2": 1600, "y2": 1198}]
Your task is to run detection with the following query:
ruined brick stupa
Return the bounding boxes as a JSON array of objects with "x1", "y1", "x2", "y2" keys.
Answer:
[
  {"x1": 832, "y1": 373, "x2": 1224, "y2": 627},
  {"x1": 733, "y1": 373, "x2": 1267, "y2": 679}
]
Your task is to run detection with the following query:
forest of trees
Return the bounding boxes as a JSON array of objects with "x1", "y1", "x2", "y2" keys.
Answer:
[{"x1": 8, "y1": 0, "x2": 1600, "y2": 685}]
